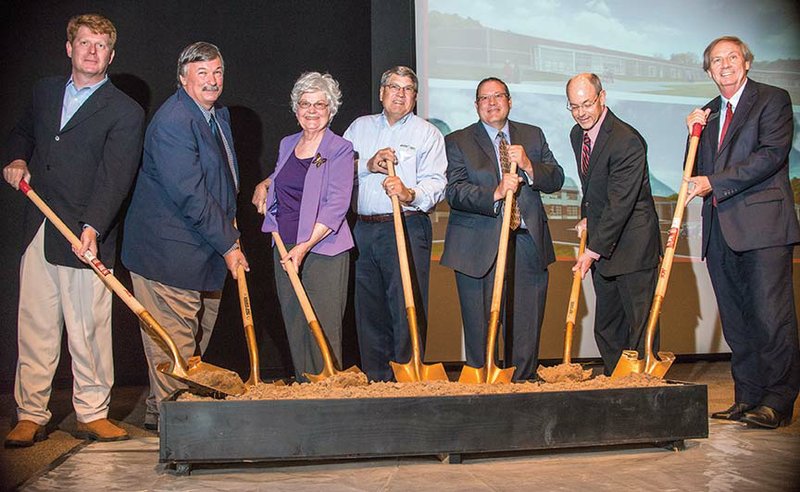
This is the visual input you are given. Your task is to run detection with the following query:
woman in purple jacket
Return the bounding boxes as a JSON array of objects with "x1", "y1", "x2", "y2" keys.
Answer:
[{"x1": 256, "y1": 72, "x2": 354, "y2": 381}]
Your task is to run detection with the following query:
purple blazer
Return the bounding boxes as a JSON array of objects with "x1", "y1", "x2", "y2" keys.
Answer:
[{"x1": 261, "y1": 127, "x2": 355, "y2": 256}]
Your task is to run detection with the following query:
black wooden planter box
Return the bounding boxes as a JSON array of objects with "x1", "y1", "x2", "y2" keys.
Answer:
[{"x1": 160, "y1": 381, "x2": 708, "y2": 474}]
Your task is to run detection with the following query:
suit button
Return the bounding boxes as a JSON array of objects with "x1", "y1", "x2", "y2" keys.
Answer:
[{"x1": 54, "y1": 136, "x2": 60, "y2": 141}]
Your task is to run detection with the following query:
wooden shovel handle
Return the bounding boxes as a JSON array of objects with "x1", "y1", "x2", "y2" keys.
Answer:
[
  {"x1": 485, "y1": 161, "x2": 518, "y2": 368},
  {"x1": 386, "y1": 160, "x2": 422, "y2": 363},
  {"x1": 272, "y1": 231, "x2": 338, "y2": 373},
  {"x1": 642, "y1": 123, "x2": 703, "y2": 362},
  {"x1": 563, "y1": 228, "x2": 587, "y2": 363},
  {"x1": 17, "y1": 179, "x2": 188, "y2": 374}
]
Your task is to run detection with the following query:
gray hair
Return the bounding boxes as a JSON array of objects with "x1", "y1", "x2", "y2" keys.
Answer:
[
  {"x1": 702, "y1": 36, "x2": 754, "y2": 72},
  {"x1": 176, "y1": 42, "x2": 224, "y2": 87},
  {"x1": 290, "y1": 72, "x2": 342, "y2": 120},
  {"x1": 380, "y1": 66, "x2": 418, "y2": 92},
  {"x1": 565, "y1": 73, "x2": 603, "y2": 96}
]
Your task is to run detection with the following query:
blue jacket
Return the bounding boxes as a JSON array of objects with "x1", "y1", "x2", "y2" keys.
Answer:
[{"x1": 122, "y1": 88, "x2": 239, "y2": 291}]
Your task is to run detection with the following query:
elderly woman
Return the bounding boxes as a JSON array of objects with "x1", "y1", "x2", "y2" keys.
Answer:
[{"x1": 255, "y1": 72, "x2": 354, "y2": 381}]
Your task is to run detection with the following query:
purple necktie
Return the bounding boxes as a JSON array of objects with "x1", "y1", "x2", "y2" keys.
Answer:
[{"x1": 581, "y1": 132, "x2": 591, "y2": 176}]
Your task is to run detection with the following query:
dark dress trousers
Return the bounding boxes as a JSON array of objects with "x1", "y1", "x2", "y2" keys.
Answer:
[
  {"x1": 570, "y1": 109, "x2": 661, "y2": 374},
  {"x1": 441, "y1": 120, "x2": 564, "y2": 380},
  {"x1": 5, "y1": 76, "x2": 145, "y2": 268},
  {"x1": 695, "y1": 79, "x2": 800, "y2": 415}
]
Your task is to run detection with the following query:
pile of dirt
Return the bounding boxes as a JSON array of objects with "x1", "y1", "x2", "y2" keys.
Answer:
[{"x1": 178, "y1": 371, "x2": 671, "y2": 402}]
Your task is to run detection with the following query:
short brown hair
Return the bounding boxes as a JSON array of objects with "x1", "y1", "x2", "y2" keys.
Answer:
[
  {"x1": 702, "y1": 36, "x2": 753, "y2": 72},
  {"x1": 67, "y1": 14, "x2": 117, "y2": 50}
]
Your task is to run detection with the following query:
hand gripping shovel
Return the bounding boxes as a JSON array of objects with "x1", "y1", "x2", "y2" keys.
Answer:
[
  {"x1": 385, "y1": 160, "x2": 448, "y2": 382},
  {"x1": 611, "y1": 123, "x2": 703, "y2": 379},
  {"x1": 271, "y1": 231, "x2": 362, "y2": 382},
  {"x1": 458, "y1": 162, "x2": 518, "y2": 384},
  {"x1": 537, "y1": 229, "x2": 592, "y2": 383},
  {"x1": 17, "y1": 180, "x2": 245, "y2": 398}
]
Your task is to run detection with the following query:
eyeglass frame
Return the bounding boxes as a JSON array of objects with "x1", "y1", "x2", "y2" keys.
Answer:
[
  {"x1": 297, "y1": 100, "x2": 330, "y2": 111},
  {"x1": 566, "y1": 92, "x2": 603, "y2": 113},
  {"x1": 476, "y1": 92, "x2": 509, "y2": 104},
  {"x1": 383, "y1": 83, "x2": 417, "y2": 94}
]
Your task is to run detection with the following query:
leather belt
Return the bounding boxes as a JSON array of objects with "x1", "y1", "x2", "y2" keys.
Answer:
[{"x1": 358, "y1": 211, "x2": 426, "y2": 223}]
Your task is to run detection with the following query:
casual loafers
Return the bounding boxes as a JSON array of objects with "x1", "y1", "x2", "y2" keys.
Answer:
[
  {"x1": 740, "y1": 405, "x2": 791, "y2": 429},
  {"x1": 710, "y1": 402, "x2": 755, "y2": 421},
  {"x1": 4, "y1": 420, "x2": 47, "y2": 448},
  {"x1": 74, "y1": 418, "x2": 130, "y2": 442}
]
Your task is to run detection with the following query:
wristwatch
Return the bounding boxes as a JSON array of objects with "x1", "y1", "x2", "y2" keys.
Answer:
[{"x1": 403, "y1": 188, "x2": 416, "y2": 205}]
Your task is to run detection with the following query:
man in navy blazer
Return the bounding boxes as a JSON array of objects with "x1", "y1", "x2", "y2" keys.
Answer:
[
  {"x1": 441, "y1": 77, "x2": 564, "y2": 381},
  {"x1": 122, "y1": 42, "x2": 248, "y2": 431},
  {"x1": 686, "y1": 36, "x2": 800, "y2": 428},
  {"x1": 567, "y1": 73, "x2": 661, "y2": 375},
  {"x1": 3, "y1": 14, "x2": 144, "y2": 447}
]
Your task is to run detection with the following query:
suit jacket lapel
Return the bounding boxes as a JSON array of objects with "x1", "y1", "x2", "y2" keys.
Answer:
[
  {"x1": 585, "y1": 110, "x2": 613, "y2": 183},
  {"x1": 60, "y1": 81, "x2": 111, "y2": 133},
  {"x1": 472, "y1": 123, "x2": 501, "y2": 182},
  {"x1": 717, "y1": 81, "x2": 756, "y2": 159}
]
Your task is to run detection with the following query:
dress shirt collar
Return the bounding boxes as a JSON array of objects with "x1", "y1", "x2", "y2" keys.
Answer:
[
  {"x1": 721, "y1": 78, "x2": 748, "y2": 111},
  {"x1": 584, "y1": 106, "x2": 608, "y2": 145},
  {"x1": 379, "y1": 110, "x2": 413, "y2": 128},
  {"x1": 481, "y1": 121, "x2": 510, "y2": 144}
]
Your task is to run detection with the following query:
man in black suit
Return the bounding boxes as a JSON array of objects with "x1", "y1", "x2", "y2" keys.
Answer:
[
  {"x1": 566, "y1": 73, "x2": 661, "y2": 375},
  {"x1": 441, "y1": 77, "x2": 564, "y2": 381},
  {"x1": 686, "y1": 36, "x2": 800, "y2": 429},
  {"x1": 2, "y1": 14, "x2": 144, "y2": 446}
]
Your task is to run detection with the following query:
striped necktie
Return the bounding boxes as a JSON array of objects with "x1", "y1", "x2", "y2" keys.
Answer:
[{"x1": 581, "y1": 132, "x2": 591, "y2": 177}]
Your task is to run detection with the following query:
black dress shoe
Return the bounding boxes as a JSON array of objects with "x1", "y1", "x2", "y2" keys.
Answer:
[
  {"x1": 740, "y1": 405, "x2": 791, "y2": 429},
  {"x1": 711, "y1": 402, "x2": 755, "y2": 421}
]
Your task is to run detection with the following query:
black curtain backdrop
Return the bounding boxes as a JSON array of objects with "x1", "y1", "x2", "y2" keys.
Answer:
[{"x1": 0, "y1": 0, "x2": 414, "y2": 389}]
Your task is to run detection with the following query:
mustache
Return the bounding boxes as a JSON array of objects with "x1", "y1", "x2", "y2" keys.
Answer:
[{"x1": 202, "y1": 84, "x2": 220, "y2": 92}]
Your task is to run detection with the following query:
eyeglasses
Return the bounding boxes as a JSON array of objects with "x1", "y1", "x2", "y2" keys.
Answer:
[
  {"x1": 476, "y1": 92, "x2": 509, "y2": 104},
  {"x1": 298, "y1": 100, "x2": 329, "y2": 110},
  {"x1": 384, "y1": 83, "x2": 417, "y2": 94},
  {"x1": 566, "y1": 94, "x2": 601, "y2": 112}
]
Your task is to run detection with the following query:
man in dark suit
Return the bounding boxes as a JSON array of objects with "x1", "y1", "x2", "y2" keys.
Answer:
[
  {"x1": 441, "y1": 77, "x2": 564, "y2": 381},
  {"x1": 566, "y1": 73, "x2": 661, "y2": 375},
  {"x1": 3, "y1": 14, "x2": 144, "y2": 447},
  {"x1": 122, "y1": 42, "x2": 248, "y2": 431},
  {"x1": 686, "y1": 36, "x2": 800, "y2": 429}
]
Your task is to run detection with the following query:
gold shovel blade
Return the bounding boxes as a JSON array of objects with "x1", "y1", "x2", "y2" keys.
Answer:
[
  {"x1": 157, "y1": 357, "x2": 246, "y2": 398},
  {"x1": 610, "y1": 350, "x2": 645, "y2": 379},
  {"x1": 390, "y1": 360, "x2": 449, "y2": 383},
  {"x1": 304, "y1": 365, "x2": 363, "y2": 383},
  {"x1": 645, "y1": 351, "x2": 676, "y2": 379},
  {"x1": 458, "y1": 364, "x2": 515, "y2": 384}
]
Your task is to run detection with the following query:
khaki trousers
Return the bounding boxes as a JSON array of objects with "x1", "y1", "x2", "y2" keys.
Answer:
[
  {"x1": 130, "y1": 272, "x2": 220, "y2": 418},
  {"x1": 15, "y1": 222, "x2": 113, "y2": 425}
]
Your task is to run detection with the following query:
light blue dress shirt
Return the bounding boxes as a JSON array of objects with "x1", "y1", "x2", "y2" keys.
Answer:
[
  {"x1": 481, "y1": 121, "x2": 529, "y2": 228},
  {"x1": 344, "y1": 111, "x2": 447, "y2": 215},
  {"x1": 60, "y1": 76, "x2": 108, "y2": 130}
]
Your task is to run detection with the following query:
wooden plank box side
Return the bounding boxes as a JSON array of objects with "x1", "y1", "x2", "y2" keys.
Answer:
[{"x1": 160, "y1": 382, "x2": 708, "y2": 464}]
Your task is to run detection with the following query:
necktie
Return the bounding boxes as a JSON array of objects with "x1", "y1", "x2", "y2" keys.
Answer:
[
  {"x1": 497, "y1": 131, "x2": 521, "y2": 230},
  {"x1": 210, "y1": 113, "x2": 239, "y2": 192},
  {"x1": 718, "y1": 101, "x2": 733, "y2": 150},
  {"x1": 581, "y1": 132, "x2": 591, "y2": 177}
]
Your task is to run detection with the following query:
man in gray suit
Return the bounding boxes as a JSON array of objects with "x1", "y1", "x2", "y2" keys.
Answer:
[
  {"x1": 441, "y1": 77, "x2": 564, "y2": 381},
  {"x1": 686, "y1": 36, "x2": 800, "y2": 428}
]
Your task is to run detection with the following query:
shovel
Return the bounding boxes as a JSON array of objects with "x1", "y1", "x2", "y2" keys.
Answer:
[
  {"x1": 271, "y1": 231, "x2": 362, "y2": 382},
  {"x1": 611, "y1": 123, "x2": 703, "y2": 379},
  {"x1": 385, "y1": 160, "x2": 448, "y2": 382},
  {"x1": 458, "y1": 161, "x2": 518, "y2": 384},
  {"x1": 17, "y1": 180, "x2": 245, "y2": 398},
  {"x1": 537, "y1": 229, "x2": 592, "y2": 383}
]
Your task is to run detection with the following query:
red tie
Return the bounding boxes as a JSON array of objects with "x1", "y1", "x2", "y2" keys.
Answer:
[
  {"x1": 581, "y1": 133, "x2": 591, "y2": 176},
  {"x1": 718, "y1": 102, "x2": 733, "y2": 150}
]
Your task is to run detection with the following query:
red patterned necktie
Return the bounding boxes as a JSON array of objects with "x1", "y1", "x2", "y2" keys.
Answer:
[
  {"x1": 581, "y1": 132, "x2": 591, "y2": 176},
  {"x1": 718, "y1": 101, "x2": 733, "y2": 150},
  {"x1": 497, "y1": 132, "x2": 521, "y2": 230}
]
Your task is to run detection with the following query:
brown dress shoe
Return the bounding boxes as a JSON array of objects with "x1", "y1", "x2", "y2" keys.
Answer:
[
  {"x1": 4, "y1": 420, "x2": 47, "y2": 448},
  {"x1": 75, "y1": 418, "x2": 130, "y2": 442},
  {"x1": 740, "y1": 405, "x2": 791, "y2": 429}
]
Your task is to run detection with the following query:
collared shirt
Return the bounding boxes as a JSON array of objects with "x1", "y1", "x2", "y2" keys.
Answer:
[
  {"x1": 481, "y1": 120, "x2": 530, "y2": 228},
  {"x1": 344, "y1": 111, "x2": 446, "y2": 215},
  {"x1": 60, "y1": 76, "x2": 108, "y2": 130},
  {"x1": 719, "y1": 78, "x2": 747, "y2": 144}
]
